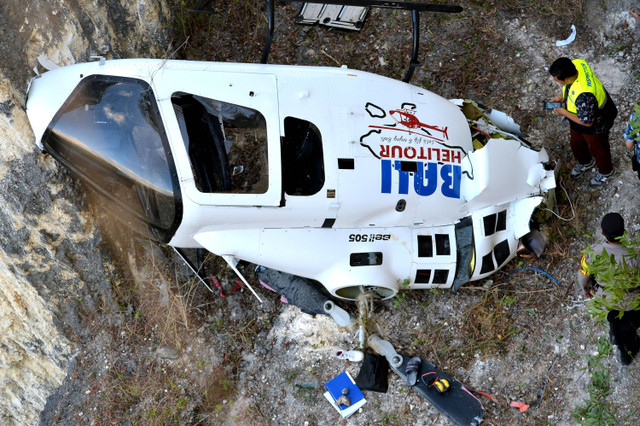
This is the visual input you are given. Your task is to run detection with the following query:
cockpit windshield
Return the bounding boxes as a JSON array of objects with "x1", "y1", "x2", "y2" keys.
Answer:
[{"x1": 41, "y1": 75, "x2": 181, "y2": 242}]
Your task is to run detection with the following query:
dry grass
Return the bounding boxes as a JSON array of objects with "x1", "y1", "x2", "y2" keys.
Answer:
[
  {"x1": 130, "y1": 244, "x2": 192, "y2": 348},
  {"x1": 70, "y1": 239, "x2": 245, "y2": 424},
  {"x1": 459, "y1": 285, "x2": 521, "y2": 353}
]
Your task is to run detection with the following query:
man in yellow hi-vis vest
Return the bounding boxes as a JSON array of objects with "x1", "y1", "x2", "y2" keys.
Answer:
[{"x1": 549, "y1": 57, "x2": 618, "y2": 186}]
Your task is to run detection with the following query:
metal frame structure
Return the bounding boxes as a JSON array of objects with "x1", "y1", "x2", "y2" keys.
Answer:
[{"x1": 190, "y1": 0, "x2": 462, "y2": 82}]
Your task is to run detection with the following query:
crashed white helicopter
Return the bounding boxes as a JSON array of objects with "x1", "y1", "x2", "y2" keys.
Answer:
[
  {"x1": 25, "y1": 2, "x2": 554, "y2": 307},
  {"x1": 26, "y1": 56, "x2": 555, "y2": 300}
]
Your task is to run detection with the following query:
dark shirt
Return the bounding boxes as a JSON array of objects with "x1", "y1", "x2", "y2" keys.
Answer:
[
  {"x1": 567, "y1": 90, "x2": 617, "y2": 135},
  {"x1": 575, "y1": 93, "x2": 597, "y2": 126}
]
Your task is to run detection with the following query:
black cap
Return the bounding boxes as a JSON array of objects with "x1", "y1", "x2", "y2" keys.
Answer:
[{"x1": 601, "y1": 212, "x2": 624, "y2": 242}]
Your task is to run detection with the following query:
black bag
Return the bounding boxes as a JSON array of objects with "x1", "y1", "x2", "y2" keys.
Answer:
[
  {"x1": 631, "y1": 153, "x2": 640, "y2": 172},
  {"x1": 355, "y1": 352, "x2": 389, "y2": 393},
  {"x1": 602, "y1": 94, "x2": 618, "y2": 131}
]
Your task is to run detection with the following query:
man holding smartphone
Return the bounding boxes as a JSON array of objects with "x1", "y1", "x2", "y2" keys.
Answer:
[{"x1": 548, "y1": 57, "x2": 618, "y2": 186}]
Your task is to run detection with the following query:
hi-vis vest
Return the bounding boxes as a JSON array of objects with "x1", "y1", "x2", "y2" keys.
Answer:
[{"x1": 563, "y1": 59, "x2": 606, "y2": 114}]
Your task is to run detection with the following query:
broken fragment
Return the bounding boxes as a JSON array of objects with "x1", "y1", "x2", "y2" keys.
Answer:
[
  {"x1": 509, "y1": 400, "x2": 531, "y2": 412},
  {"x1": 556, "y1": 24, "x2": 577, "y2": 46}
]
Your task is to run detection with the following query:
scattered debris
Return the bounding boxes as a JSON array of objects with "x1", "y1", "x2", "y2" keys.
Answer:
[
  {"x1": 510, "y1": 400, "x2": 531, "y2": 412},
  {"x1": 257, "y1": 279, "x2": 289, "y2": 303},
  {"x1": 36, "y1": 54, "x2": 59, "y2": 71},
  {"x1": 334, "y1": 349, "x2": 364, "y2": 362},
  {"x1": 502, "y1": 267, "x2": 562, "y2": 286},
  {"x1": 556, "y1": 24, "x2": 577, "y2": 46},
  {"x1": 508, "y1": 358, "x2": 558, "y2": 414},
  {"x1": 528, "y1": 358, "x2": 558, "y2": 409},
  {"x1": 470, "y1": 389, "x2": 500, "y2": 404},
  {"x1": 154, "y1": 346, "x2": 180, "y2": 360},
  {"x1": 210, "y1": 275, "x2": 243, "y2": 298}
]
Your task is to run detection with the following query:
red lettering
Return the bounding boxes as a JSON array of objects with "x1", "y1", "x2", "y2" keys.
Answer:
[
  {"x1": 391, "y1": 145, "x2": 402, "y2": 158},
  {"x1": 417, "y1": 147, "x2": 428, "y2": 160},
  {"x1": 432, "y1": 148, "x2": 440, "y2": 161},
  {"x1": 451, "y1": 150, "x2": 461, "y2": 164},
  {"x1": 442, "y1": 149, "x2": 450, "y2": 163},
  {"x1": 404, "y1": 146, "x2": 417, "y2": 159},
  {"x1": 380, "y1": 145, "x2": 389, "y2": 158}
]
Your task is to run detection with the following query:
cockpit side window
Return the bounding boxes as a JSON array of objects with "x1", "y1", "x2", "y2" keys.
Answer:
[
  {"x1": 282, "y1": 117, "x2": 325, "y2": 196},
  {"x1": 171, "y1": 92, "x2": 269, "y2": 194},
  {"x1": 42, "y1": 75, "x2": 181, "y2": 243}
]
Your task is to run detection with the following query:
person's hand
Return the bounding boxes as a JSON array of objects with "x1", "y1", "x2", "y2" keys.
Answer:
[
  {"x1": 626, "y1": 140, "x2": 634, "y2": 149},
  {"x1": 552, "y1": 107, "x2": 566, "y2": 117},
  {"x1": 551, "y1": 95, "x2": 562, "y2": 102}
]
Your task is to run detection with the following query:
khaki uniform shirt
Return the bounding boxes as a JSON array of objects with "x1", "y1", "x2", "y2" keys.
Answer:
[{"x1": 578, "y1": 241, "x2": 640, "y2": 310}]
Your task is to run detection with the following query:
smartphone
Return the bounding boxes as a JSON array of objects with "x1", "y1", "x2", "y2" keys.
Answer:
[{"x1": 544, "y1": 101, "x2": 562, "y2": 110}]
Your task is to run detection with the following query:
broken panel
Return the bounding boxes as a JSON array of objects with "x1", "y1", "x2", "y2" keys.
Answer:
[{"x1": 296, "y1": 3, "x2": 369, "y2": 31}]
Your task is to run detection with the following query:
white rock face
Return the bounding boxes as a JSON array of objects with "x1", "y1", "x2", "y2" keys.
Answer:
[
  {"x1": 0, "y1": 0, "x2": 172, "y2": 423},
  {"x1": 0, "y1": 253, "x2": 73, "y2": 425}
]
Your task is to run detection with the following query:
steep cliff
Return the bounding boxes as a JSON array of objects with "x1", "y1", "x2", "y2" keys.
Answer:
[{"x1": 0, "y1": 0, "x2": 171, "y2": 423}]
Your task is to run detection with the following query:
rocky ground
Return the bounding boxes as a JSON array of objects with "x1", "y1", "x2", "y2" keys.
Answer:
[{"x1": 3, "y1": 0, "x2": 640, "y2": 425}]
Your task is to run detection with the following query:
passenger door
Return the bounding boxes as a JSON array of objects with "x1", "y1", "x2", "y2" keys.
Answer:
[{"x1": 153, "y1": 66, "x2": 282, "y2": 207}]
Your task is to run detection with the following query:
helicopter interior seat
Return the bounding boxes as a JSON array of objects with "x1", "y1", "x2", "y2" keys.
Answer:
[
  {"x1": 282, "y1": 117, "x2": 324, "y2": 196},
  {"x1": 172, "y1": 96, "x2": 231, "y2": 192}
]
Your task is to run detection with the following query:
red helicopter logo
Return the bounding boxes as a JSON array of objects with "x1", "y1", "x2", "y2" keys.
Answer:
[
  {"x1": 367, "y1": 107, "x2": 449, "y2": 142},
  {"x1": 389, "y1": 109, "x2": 449, "y2": 140}
]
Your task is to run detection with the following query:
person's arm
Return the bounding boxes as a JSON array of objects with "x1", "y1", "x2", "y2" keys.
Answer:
[
  {"x1": 623, "y1": 113, "x2": 637, "y2": 149},
  {"x1": 553, "y1": 108, "x2": 594, "y2": 127},
  {"x1": 578, "y1": 254, "x2": 596, "y2": 298},
  {"x1": 553, "y1": 92, "x2": 596, "y2": 127}
]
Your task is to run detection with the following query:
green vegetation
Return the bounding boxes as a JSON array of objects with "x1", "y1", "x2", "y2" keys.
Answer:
[
  {"x1": 582, "y1": 232, "x2": 640, "y2": 321},
  {"x1": 572, "y1": 337, "x2": 615, "y2": 425}
]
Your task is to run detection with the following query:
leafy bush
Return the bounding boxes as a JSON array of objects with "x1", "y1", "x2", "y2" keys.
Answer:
[{"x1": 582, "y1": 232, "x2": 640, "y2": 321}]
